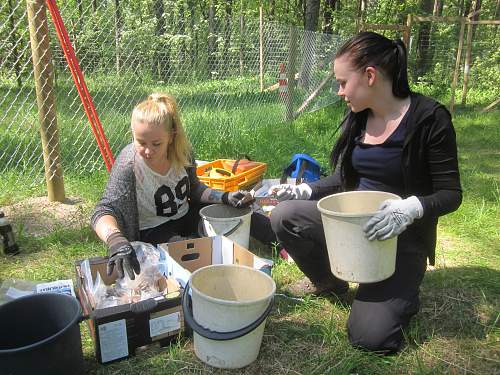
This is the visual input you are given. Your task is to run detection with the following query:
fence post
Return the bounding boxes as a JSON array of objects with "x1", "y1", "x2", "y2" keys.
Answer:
[
  {"x1": 26, "y1": 0, "x2": 66, "y2": 202},
  {"x1": 285, "y1": 25, "x2": 297, "y2": 121},
  {"x1": 449, "y1": 17, "x2": 466, "y2": 115},
  {"x1": 259, "y1": 6, "x2": 264, "y2": 92},
  {"x1": 403, "y1": 14, "x2": 413, "y2": 48}
]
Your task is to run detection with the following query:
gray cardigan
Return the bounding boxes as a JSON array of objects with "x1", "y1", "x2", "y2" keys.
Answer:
[{"x1": 91, "y1": 143, "x2": 207, "y2": 241}]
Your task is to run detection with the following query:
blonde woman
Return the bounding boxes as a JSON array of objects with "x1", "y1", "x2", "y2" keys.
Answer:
[{"x1": 92, "y1": 93, "x2": 252, "y2": 279}]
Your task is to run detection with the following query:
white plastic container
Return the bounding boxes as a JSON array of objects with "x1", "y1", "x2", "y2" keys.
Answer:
[
  {"x1": 188, "y1": 264, "x2": 275, "y2": 369},
  {"x1": 199, "y1": 204, "x2": 252, "y2": 249},
  {"x1": 317, "y1": 191, "x2": 401, "y2": 283}
]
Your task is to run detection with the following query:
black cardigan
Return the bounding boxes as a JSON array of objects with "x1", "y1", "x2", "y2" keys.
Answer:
[{"x1": 308, "y1": 93, "x2": 462, "y2": 265}]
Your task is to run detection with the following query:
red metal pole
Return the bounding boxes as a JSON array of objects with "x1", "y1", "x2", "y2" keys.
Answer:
[{"x1": 45, "y1": 0, "x2": 114, "y2": 171}]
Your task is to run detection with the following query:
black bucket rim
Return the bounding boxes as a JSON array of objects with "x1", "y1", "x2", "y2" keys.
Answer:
[{"x1": 0, "y1": 293, "x2": 82, "y2": 354}]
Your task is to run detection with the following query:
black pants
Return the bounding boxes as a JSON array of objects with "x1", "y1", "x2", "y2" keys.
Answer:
[{"x1": 270, "y1": 200, "x2": 427, "y2": 353}]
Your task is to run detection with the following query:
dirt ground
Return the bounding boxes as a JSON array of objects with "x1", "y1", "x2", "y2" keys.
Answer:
[{"x1": 2, "y1": 196, "x2": 91, "y2": 237}]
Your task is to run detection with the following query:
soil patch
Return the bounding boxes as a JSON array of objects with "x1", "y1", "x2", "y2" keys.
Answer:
[{"x1": 2, "y1": 196, "x2": 91, "y2": 237}]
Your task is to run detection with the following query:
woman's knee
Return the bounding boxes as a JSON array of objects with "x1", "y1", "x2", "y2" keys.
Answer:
[
  {"x1": 347, "y1": 303, "x2": 404, "y2": 353},
  {"x1": 269, "y1": 200, "x2": 298, "y2": 235}
]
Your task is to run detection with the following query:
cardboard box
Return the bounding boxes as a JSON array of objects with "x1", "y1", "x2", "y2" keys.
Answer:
[
  {"x1": 75, "y1": 236, "x2": 271, "y2": 364},
  {"x1": 75, "y1": 257, "x2": 184, "y2": 364},
  {"x1": 158, "y1": 236, "x2": 272, "y2": 278}
]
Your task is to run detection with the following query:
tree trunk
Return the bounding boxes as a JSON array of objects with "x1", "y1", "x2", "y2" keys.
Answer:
[
  {"x1": 8, "y1": 0, "x2": 22, "y2": 88},
  {"x1": 178, "y1": 1, "x2": 186, "y2": 70},
  {"x1": 357, "y1": 0, "x2": 367, "y2": 31},
  {"x1": 269, "y1": 0, "x2": 275, "y2": 20},
  {"x1": 187, "y1": 0, "x2": 198, "y2": 74},
  {"x1": 414, "y1": 0, "x2": 434, "y2": 79},
  {"x1": 114, "y1": 0, "x2": 122, "y2": 74},
  {"x1": 153, "y1": 0, "x2": 170, "y2": 79},
  {"x1": 208, "y1": 0, "x2": 217, "y2": 77},
  {"x1": 222, "y1": 0, "x2": 233, "y2": 77},
  {"x1": 76, "y1": 0, "x2": 83, "y2": 31},
  {"x1": 322, "y1": 0, "x2": 337, "y2": 34},
  {"x1": 239, "y1": 0, "x2": 245, "y2": 74},
  {"x1": 300, "y1": 0, "x2": 320, "y2": 89}
]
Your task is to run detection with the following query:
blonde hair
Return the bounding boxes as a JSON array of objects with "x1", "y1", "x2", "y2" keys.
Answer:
[{"x1": 131, "y1": 93, "x2": 191, "y2": 172}]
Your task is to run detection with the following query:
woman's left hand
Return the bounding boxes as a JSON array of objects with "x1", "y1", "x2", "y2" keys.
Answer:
[
  {"x1": 222, "y1": 190, "x2": 254, "y2": 208},
  {"x1": 363, "y1": 196, "x2": 423, "y2": 241}
]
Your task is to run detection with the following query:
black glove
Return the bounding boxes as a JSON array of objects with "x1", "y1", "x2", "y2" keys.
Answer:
[
  {"x1": 222, "y1": 190, "x2": 254, "y2": 208},
  {"x1": 106, "y1": 232, "x2": 141, "y2": 280}
]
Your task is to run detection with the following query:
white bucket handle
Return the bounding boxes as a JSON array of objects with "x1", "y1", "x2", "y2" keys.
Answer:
[{"x1": 181, "y1": 281, "x2": 274, "y2": 341}]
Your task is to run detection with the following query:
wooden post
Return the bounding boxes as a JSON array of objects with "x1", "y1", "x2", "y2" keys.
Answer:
[
  {"x1": 285, "y1": 25, "x2": 298, "y2": 121},
  {"x1": 449, "y1": 17, "x2": 466, "y2": 115},
  {"x1": 461, "y1": 19, "x2": 473, "y2": 105},
  {"x1": 259, "y1": 6, "x2": 264, "y2": 92},
  {"x1": 27, "y1": 0, "x2": 65, "y2": 202},
  {"x1": 462, "y1": 0, "x2": 479, "y2": 105},
  {"x1": 403, "y1": 14, "x2": 413, "y2": 48}
]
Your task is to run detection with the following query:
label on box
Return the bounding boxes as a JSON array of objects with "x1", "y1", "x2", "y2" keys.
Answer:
[
  {"x1": 98, "y1": 319, "x2": 129, "y2": 363},
  {"x1": 36, "y1": 279, "x2": 75, "y2": 297},
  {"x1": 149, "y1": 311, "x2": 181, "y2": 338}
]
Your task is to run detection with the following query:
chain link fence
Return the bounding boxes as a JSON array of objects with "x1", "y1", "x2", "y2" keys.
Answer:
[
  {"x1": 0, "y1": 1, "x2": 343, "y2": 203},
  {"x1": 0, "y1": 2, "x2": 498, "y2": 203}
]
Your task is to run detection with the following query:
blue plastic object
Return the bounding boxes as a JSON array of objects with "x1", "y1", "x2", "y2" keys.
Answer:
[{"x1": 283, "y1": 153, "x2": 322, "y2": 183}]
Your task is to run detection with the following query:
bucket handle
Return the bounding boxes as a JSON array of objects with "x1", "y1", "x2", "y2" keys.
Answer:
[
  {"x1": 181, "y1": 281, "x2": 274, "y2": 341},
  {"x1": 204, "y1": 218, "x2": 243, "y2": 238},
  {"x1": 221, "y1": 218, "x2": 243, "y2": 237}
]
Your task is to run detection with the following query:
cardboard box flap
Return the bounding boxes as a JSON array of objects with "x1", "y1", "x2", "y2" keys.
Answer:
[
  {"x1": 233, "y1": 242, "x2": 254, "y2": 267},
  {"x1": 160, "y1": 238, "x2": 212, "y2": 273}
]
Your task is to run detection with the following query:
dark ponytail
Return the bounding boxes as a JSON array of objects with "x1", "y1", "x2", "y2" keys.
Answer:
[
  {"x1": 335, "y1": 32, "x2": 410, "y2": 98},
  {"x1": 391, "y1": 39, "x2": 410, "y2": 97}
]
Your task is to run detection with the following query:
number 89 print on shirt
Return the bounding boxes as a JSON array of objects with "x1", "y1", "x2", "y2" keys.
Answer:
[{"x1": 135, "y1": 157, "x2": 190, "y2": 230}]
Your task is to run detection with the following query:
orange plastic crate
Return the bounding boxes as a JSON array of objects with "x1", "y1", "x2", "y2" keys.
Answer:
[{"x1": 196, "y1": 159, "x2": 267, "y2": 192}]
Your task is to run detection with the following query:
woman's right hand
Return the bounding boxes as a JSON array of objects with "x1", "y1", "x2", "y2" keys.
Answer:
[
  {"x1": 106, "y1": 232, "x2": 141, "y2": 279},
  {"x1": 267, "y1": 183, "x2": 312, "y2": 201}
]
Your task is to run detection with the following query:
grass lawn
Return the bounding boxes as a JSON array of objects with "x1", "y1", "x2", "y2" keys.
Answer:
[{"x1": 0, "y1": 101, "x2": 498, "y2": 374}]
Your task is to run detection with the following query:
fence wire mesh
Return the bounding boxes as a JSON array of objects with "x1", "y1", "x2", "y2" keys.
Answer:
[{"x1": 0, "y1": 1, "x2": 498, "y2": 203}]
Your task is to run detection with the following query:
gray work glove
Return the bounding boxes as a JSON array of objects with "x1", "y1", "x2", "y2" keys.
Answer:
[
  {"x1": 363, "y1": 196, "x2": 424, "y2": 241},
  {"x1": 106, "y1": 232, "x2": 141, "y2": 279},
  {"x1": 222, "y1": 190, "x2": 254, "y2": 208},
  {"x1": 267, "y1": 183, "x2": 312, "y2": 201}
]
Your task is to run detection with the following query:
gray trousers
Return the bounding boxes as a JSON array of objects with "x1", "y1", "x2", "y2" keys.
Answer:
[{"x1": 270, "y1": 200, "x2": 427, "y2": 353}]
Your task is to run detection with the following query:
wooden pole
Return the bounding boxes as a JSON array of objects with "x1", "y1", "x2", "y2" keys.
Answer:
[
  {"x1": 259, "y1": 6, "x2": 264, "y2": 92},
  {"x1": 449, "y1": 17, "x2": 466, "y2": 115},
  {"x1": 462, "y1": 0, "x2": 479, "y2": 105},
  {"x1": 461, "y1": 19, "x2": 474, "y2": 105},
  {"x1": 403, "y1": 14, "x2": 413, "y2": 48},
  {"x1": 286, "y1": 25, "x2": 298, "y2": 121},
  {"x1": 293, "y1": 69, "x2": 335, "y2": 119},
  {"x1": 27, "y1": 0, "x2": 65, "y2": 202}
]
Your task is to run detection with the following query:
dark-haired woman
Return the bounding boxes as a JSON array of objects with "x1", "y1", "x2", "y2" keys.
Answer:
[{"x1": 268, "y1": 32, "x2": 462, "y2": 353}]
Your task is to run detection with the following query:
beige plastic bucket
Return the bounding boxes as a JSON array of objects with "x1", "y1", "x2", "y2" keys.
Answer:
[
  {"x1": 183, "y1": 264, "x2": 276, "y2": 369},
  {"x1": 317, "y1": 191, "x2": 401, "y2": 283},
  {"x1": 200, "y1": 204, "x2": 252, "y2": 249}
]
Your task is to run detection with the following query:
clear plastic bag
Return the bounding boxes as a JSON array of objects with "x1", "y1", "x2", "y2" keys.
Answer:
[{"x1": 92, "y1": 242, "x2": 165, "y2": 308}]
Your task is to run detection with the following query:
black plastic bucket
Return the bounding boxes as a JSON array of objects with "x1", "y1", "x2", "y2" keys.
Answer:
[{"x1": 0, "y1": 293, "x2": 84, "y2": 375}]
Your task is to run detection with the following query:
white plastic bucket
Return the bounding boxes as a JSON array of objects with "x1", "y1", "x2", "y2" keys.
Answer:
[
  {"x1": 182, "y1": 264, "x2": 276, "y2": 369},
  {"x1": 199, "y1": 204, "x2": 252, "y2": 249},
  {"x1": 317, "y1": 191, "x2": 401, "y2": 283}
]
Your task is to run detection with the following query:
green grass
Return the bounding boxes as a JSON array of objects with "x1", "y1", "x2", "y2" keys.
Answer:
[{"x1": 0, "y1": 97, "x2": 498, "y2": 373}]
